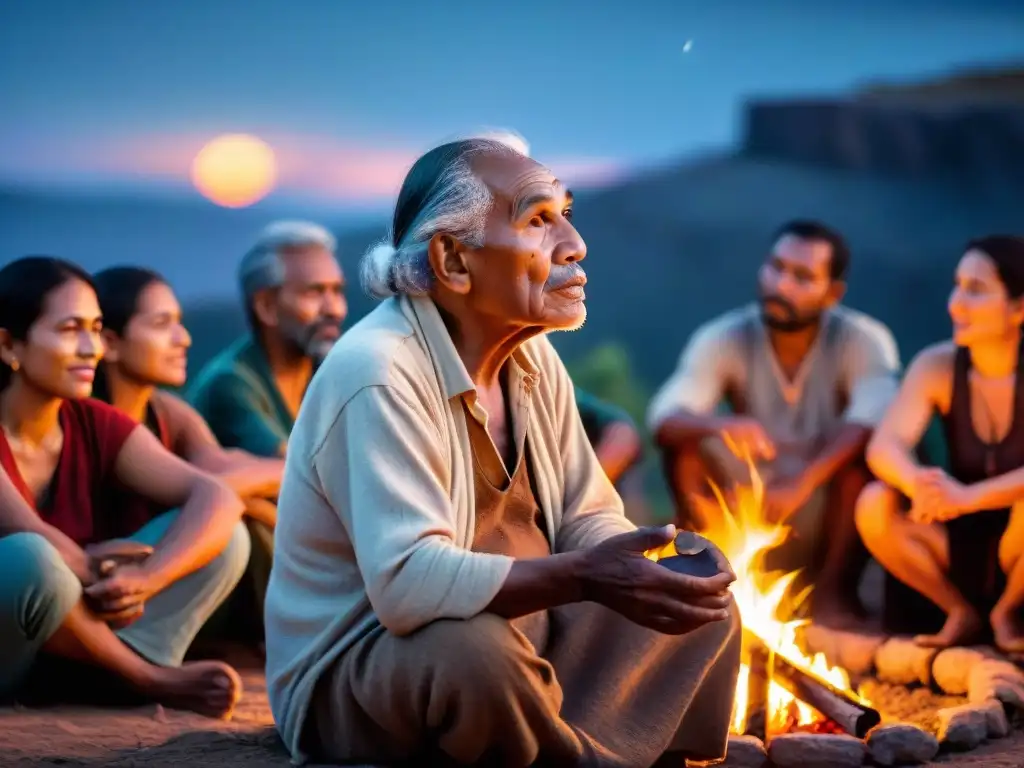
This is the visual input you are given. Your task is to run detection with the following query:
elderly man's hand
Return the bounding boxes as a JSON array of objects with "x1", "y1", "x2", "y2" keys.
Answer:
[{"x1": 579, "y1": 525, "x2": 735, "y2": 635}]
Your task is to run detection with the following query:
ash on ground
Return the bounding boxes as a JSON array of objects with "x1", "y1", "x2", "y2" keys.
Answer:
[{"x1": 859, "y1": 678, "x2": 964, "y2": 734}]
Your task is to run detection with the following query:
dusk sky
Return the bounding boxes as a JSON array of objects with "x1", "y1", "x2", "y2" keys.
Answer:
[{"x1": 2, "y1": 0, "x2": 1022, "y2": 211}]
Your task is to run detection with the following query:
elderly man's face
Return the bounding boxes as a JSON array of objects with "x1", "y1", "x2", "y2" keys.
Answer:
[
  {"x1": 272, "y1": 245, "x2": 347, "y2": 360},
  {"x1": 460, "y1": 154, "x2": 588, "y2": 331}
]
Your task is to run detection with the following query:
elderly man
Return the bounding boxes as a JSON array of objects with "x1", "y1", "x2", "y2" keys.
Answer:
[
  {"x1": 648, "y1": 220, "x2": 901, "y2": 627},
  {"x1": 188, "y1": 220, "x2": 346, "y2": 635},
  {"x1": 265, "y1": 138, "x2": 741, "y2": 768}
]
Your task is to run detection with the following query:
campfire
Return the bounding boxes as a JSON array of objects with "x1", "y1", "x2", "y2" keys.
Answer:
[
  {"x1": 648, "y1": 457, "x2": 1024, "y2": 767},
  {"x1": 646, "y1": 458, "x2": 877, "y2": 739},
  {"x1": 696, "y1": 465, "x2": 876, "y2": 739}
]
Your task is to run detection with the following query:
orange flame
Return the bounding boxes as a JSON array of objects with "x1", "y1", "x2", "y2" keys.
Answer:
[{"x1": 655, "y1": 453, "x2": 869, "y2": 735}]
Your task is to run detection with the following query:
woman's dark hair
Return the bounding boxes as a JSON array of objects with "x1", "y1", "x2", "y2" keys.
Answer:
[
  {"x1": 90, "y1": 265, "x2": 167, "y2": 403},
  {"x1": 966, "y1": 235, "x2": 1024, "y2": 299},
  {"x1": 0, "y1": 256, "x2": 96, "y2": 391},
  {"x1": 93, "y1": 265, "x2": 166, "y2": 336}
]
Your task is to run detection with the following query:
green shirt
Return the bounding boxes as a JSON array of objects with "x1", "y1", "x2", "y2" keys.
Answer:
[
  {"x1": 575, "y1": 387, "x2": 634, "y2": 446},
  {"x1": 187, "y1": 335, "x2": 293, "y2": 457}
]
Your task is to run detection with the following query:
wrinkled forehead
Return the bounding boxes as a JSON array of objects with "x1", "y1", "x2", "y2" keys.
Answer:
[
  {"x1": 472, "y1": 153, "x2": 569, "y2": 217},
  {"x1": 771, "y1": 233, "x2": 833, "y2": 276}
]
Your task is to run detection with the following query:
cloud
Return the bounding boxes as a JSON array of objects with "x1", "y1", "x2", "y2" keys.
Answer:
[{"x1": 0, "y1": 130, "x2": 626, "y2": 202}]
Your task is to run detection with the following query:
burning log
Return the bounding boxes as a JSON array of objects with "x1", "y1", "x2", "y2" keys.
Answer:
[
  {"x1": 743, "y1": 629, "x2": 881, "y2": 738},
  {"x1": 741, "y1": 639, "x2": 771, "y2": 740}
]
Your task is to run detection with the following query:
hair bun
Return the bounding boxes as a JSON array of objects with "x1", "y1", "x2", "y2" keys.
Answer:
[{"x1": 361, "y1": 239, "x2": 400, "y2": 299}]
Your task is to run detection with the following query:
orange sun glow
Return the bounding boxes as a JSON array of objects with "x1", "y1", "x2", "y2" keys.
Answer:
[{"x1": 191, "y1": 134, "x2": 277, "y2": 208}]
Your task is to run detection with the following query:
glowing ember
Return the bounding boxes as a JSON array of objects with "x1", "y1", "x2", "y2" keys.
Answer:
[{"x1": 650, "y1": 454, "x2": 871, "y2": 736}]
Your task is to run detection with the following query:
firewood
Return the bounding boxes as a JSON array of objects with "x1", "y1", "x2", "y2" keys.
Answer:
[
  {"x1": 931, "y1": 646, "x2": 999, "y2": 695},
  {"x1": 766, "y1": 733, "x2": 867, "y2": 768},
  {"x1": 721, "y1": 734, "x2": 767, "y2": 768},
  {"x1": 935, "y1": 703, "x2": 988, "y2": 750},
  {"x1": 873, "y1": 638, "x2": 937, "y2": 686},
  {"x1": 743, "y1": 629, "x2": 881, "y2": 737},
  {"x1": 865, "y1": 723, "x2": 939, "y2": 766}
]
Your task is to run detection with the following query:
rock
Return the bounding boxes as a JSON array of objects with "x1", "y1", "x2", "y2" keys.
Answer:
[
  {"x1": 766, "y1": 733, "x2": 866, "y2": 768},
  {"x1": 799, "y1": 625, "x2": 886, "y2": 677},
  {"x1": 967, "y1": 658, "x2": 1024, "y2": 708},
  {"x1": 973, "y1": 698, "x2": 1010, "y2": 738},
  {"x1": 721, "y1": 734, "x2": 767, "y2": 767},
  {"x1": 874, "y1": 638, "x2": 937, "y2": 687},
  {"x1": 866, "y1": 723, "x2": 939, "y2": 766},
  {"x1": 932, "y1": 646, "x2": 999, "y2": 695},
  {"x1": 935, "y1": 703, "x2": 988, "y2": 750}
]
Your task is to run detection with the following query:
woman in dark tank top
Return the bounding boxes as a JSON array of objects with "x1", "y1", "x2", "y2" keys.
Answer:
[{"x1": 857, "y1": 235, "x2": 1024, "y2": 651}]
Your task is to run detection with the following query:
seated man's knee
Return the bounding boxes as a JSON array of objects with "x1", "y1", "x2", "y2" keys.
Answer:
[
  {"x1": 832, "y1": 453, "x2": 872, "y2": 495},
  {"x1": 703, "y1": 595, "x2": 742, "y2": 652},
  {"x1": 203, "y1": 522, "x2": 252, "y2": 588},
  {"x1": 0, "y1": 533, "x2": 81, "y2": 640},
  {"x1": 854, "y1": 481, "x2": 900, "y2": 544},
  {"x1": 409, "y1": 614, "x2": 538, "y2": 692}
]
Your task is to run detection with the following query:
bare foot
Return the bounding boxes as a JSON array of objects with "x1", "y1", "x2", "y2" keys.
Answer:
[
  {"x1": 147, "y1": 660, "x2": 242, "y2": 719},
  {"x1": 914, "y1": 606, "x2": 983, "y2": 648},
  {"x1": 991, "y1": 609, "x2": 1024, "y2": 654}
]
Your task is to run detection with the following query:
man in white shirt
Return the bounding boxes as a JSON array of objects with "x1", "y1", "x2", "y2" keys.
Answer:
[{"x1": 649, "y1": 220, "x2": 901, "y2": 627}]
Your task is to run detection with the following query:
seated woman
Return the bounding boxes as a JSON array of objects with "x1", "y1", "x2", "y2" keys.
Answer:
[
  {"x1": 0, "y1": 256, "x2": 249, "y2": 716},
  {"x1": 92, "y1": 266, "x2": 283, "y2": 637},
  {"x1": 856, "y1": 235, "x2": 1024, "y2": 651}
]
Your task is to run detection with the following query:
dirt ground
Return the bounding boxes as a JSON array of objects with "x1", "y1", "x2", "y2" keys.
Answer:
[{"x1": 3, "y1": 659, "x2": 1024, "y2": 767}]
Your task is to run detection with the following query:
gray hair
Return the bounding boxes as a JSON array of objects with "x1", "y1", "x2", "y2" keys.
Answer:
[
  {"x1": 238, "y1": 220, "x2": 337, "y2": 305},
  {"x1": 360, "y1": 136, "x2": 527, "y2": 300}
]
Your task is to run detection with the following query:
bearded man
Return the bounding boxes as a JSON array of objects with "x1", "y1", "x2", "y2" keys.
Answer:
[
  {"x1": 264, "y1": 137, "x2": 741, "y2": 768},
  {"x1": 188, "y1": 220, "x2": 345, "y2": 636},
  {"x1": 649, "y1": 220, "x2": 901, "y2": 627},
  {"x1": 189, "y1": 220, "x2": 347, "y2": 459}
]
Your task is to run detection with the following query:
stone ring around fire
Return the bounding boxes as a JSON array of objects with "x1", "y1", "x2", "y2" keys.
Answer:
[{"x1": 674, "y1": 530, "x2": 709, "y2": 556}]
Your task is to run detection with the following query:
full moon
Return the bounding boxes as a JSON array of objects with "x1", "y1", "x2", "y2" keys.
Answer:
[{"x1": 191, "y1": 134, "x2": 277, "y2": 208}]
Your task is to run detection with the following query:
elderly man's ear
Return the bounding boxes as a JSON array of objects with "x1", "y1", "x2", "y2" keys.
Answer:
[{"x1": 428, "y1": 233, "x2": 472, "y2": 295}]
